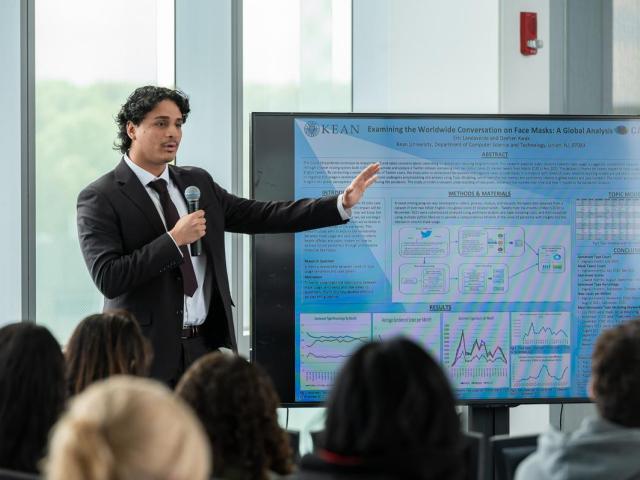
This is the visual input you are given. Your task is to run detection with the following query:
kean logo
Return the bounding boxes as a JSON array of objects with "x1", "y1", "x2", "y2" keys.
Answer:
[
  {"x1": 303, "y1": 121, "x2": 360, "y2": 136},
  {"x1": 304, "y1": 121, "x2": 320, "y2": 137}
]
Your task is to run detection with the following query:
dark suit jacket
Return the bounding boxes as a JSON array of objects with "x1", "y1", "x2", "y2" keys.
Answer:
[{"x1": 77, "y1": 159, "x2": 347, "y2": 381}]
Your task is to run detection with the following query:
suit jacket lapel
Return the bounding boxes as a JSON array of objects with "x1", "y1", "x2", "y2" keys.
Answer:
[
  {"x1": 170, "y1": 164, "x2": 212, "y2": 210},
  {"x1": 168, "y1": 165, "x2": 189, "y2": 208},
  {"x1": 114, "y1": 159, "x2": 166, "y2": 236}
]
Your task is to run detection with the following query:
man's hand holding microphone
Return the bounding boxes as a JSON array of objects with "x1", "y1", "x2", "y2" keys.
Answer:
[{"x1": 170, "y1": 186, "x2": 204, "y2": 256}]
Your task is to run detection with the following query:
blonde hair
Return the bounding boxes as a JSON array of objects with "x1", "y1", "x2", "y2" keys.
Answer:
[{"x1": 45, "y1": 376, "x2": 211, "y2": 480}]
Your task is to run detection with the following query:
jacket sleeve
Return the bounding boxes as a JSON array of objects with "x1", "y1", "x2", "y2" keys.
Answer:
[
  {"x1": 207, "y1": 175, "x2": 348, "y2": 234},
  {"x1": 77, "y1": 186, "x2": 184, "y2": 299}
]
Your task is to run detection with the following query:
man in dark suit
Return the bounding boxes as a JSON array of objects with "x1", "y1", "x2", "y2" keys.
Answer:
[{"x1": 77, "y1": 86, "x2": 379, "y2": 385}]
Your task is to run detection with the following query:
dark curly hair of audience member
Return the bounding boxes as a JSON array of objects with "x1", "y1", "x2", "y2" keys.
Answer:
[
  {"x1": 0, "y1": 323, "x2": 66, "y2": 473},
  {"x1": 114, "y1": 85, "x2": 190, "y2": 154},
  {"x1": 322, "y1": 337, "x2": 464, "y2": 479},
  {"x1": 176, "y1": 353, "x2": 293, "y2": 480},
  {"x1": 591, "y1": 317, "x2": 640, "y2": 427},
  {"x1": 66, "y1": 310, "x2": 152, "y2": 396}
]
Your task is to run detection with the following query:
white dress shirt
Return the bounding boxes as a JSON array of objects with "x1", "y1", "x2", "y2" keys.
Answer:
[{"x1": 124, "y1": 155, "x2": 209, "y2": 326}]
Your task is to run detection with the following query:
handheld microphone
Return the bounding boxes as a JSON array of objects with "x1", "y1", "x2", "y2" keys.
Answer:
[{"x1": 184, "y1": 186, "x2": 202, "y2": 256}]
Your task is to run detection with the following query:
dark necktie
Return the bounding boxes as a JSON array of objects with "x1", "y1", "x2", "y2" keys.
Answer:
[{"x1": 148, "y1": 178, "x2": 198, "y2": 297}]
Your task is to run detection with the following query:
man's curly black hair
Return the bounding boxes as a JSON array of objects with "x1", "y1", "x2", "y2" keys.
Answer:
[
  {"x1": 176, "y1": 353, "x2": 293, "y2": 480},
  {"x1": 114, "y1": 85, "x2": 190, "y2": 154}
]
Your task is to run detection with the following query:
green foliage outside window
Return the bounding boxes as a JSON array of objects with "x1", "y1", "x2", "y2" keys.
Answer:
[{"x1": 36, "y1": 80, "x2": 136, "y2": 342}]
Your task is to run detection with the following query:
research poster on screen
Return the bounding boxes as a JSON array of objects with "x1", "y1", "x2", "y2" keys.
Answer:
[{"x1": 292, "y1": 117, "x2": 640, "y2": 402}]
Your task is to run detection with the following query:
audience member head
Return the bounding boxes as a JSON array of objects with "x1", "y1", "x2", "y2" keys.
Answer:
[
  {"x1": 46, "y1": 375, "x2": 210, "y2": 480},
  {"x1": 115, "y1": 85, "x2": 190, "y2": 154},
  {"x1": 322, "y1": 337, "x2": 463, "y2": 478},
  {"x1": 590, "y1": 317, "x2": 640, "y2": 427},
  {"x1": 0, "y1": 322, "x2": 65, "y2": 473},
  {"x1": 66, "y1": 309, "x2": 152, "y2": 396},
  {"x1": 176, "y1": 352, "x2": 293, "y2": 480}
]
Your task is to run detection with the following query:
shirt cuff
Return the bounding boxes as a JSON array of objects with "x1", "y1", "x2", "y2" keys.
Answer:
[
  {"x1": 337, "y1": 194, "x2": 352, "y2": 220},
  {"x1": 167, "y1": 232, "x2": 184, "y2": 257}
]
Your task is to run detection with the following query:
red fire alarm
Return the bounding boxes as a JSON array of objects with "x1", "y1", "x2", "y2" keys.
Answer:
[{"x1": 520, "y1": 12, "x2": 543, "y2": 55}]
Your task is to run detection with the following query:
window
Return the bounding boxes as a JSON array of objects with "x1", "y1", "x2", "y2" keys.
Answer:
[
  {"x1": 0, "y1": 0, "x2": 22, "y2": 325},
  {"x1": 35, "y1": 0, "x2": 174, "y2": 342}
]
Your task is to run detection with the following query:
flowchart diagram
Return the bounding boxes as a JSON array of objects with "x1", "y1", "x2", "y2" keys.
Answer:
[{"x1": 393, "y1": 225, "x2": 571, "y2": 303}]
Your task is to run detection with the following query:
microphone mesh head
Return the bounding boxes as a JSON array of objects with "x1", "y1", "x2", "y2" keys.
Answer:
[{"x1": 184, "y1": 186, "x2": 201, "y2": 202}]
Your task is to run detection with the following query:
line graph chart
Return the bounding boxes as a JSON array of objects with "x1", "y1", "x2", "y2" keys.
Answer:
[
  {"x1": 520, "y1": 365, "x2": 568, "y2": 382},
  {"x1": 304, "y1": 332, "x2": 369, "y2": 348},
  {"x1": 443, "y1": 313, "x2": 510, "y2": 389},
  {"x1": 305, "y1": 352, "x2": 352, "y2": 359},
  {"x1": 512, "y1": 312, "x2": 570, "y2": 347},
  {"x1": 299, "y1": 313, "x2": 371, "y2": 390},
  {"x1": 450, "y1": 330, "x2": 508, "y2": 367},
  {"x1": 372, "y1": 313, "x2": 441, "y2": 360},
  {"x1": 512, "y1": 354, "x2": 570, "y2": 388}
]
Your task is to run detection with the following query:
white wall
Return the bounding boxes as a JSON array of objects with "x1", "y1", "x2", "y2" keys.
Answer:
[
  {"x1": 175, "y1": 0, "x2": 234, "y2": 189},
  {"x1": 353, "y1": 0, "x2": 500, "y2": 113},
  {"x1": 353, "y1": 0, "x2": 553, "y2": 115},
  {"x1": 0, "y1": 0, "x2": 24, "y2": 325},
  {"x1": 499, "y1": 0, "x2": 551, "y2": 113}
]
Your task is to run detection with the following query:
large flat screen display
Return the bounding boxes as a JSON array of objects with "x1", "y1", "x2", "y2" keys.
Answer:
[{"x1": 251, "y1": 113, "x2": 640, "y2": 406}]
